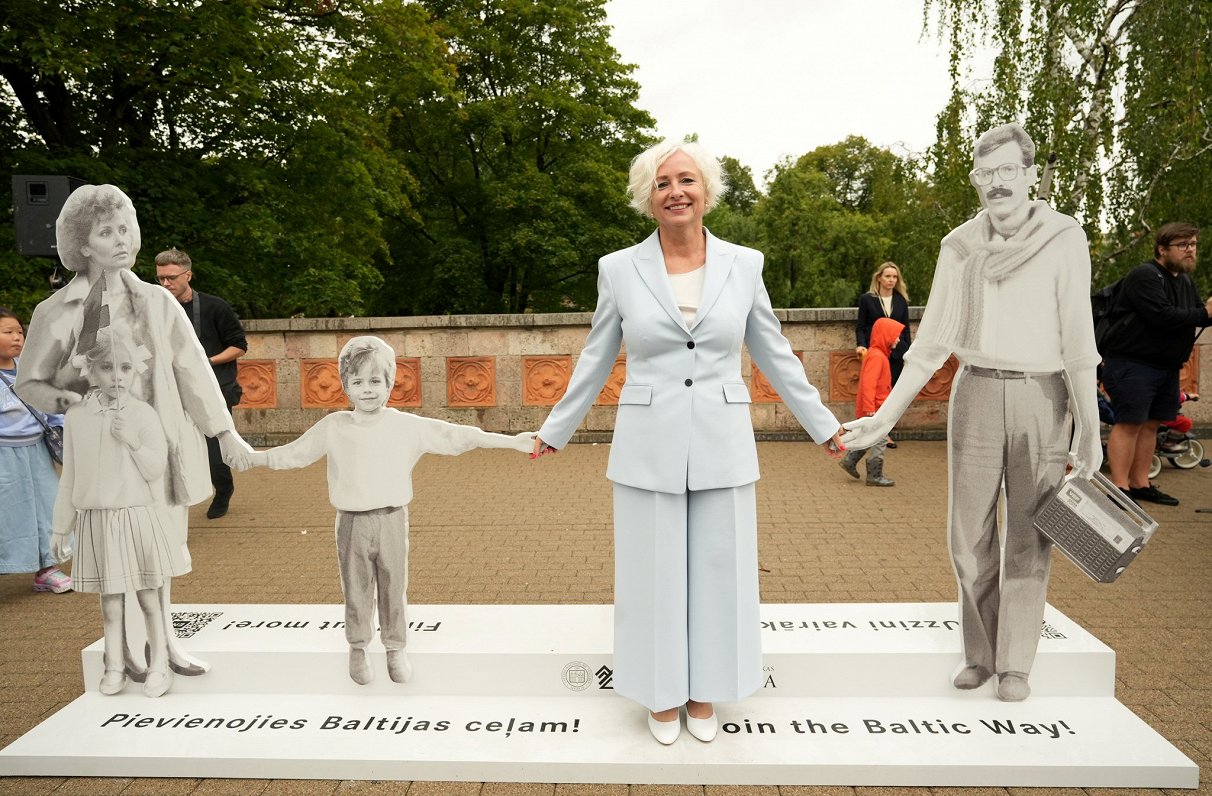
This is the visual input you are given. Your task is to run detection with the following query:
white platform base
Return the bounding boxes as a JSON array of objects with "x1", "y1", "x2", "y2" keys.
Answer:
[
  {"x1": 0, "y1": 603, "x2": 1197, "y2": 787},
  {"x1": 0, "y1": 692, "x2": 1196, "y2": 786},
  {"x1": 82, "y1": 602, "x2": 1116, "y2": 697}
]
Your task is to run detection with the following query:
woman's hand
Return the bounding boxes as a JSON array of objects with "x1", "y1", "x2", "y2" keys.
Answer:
[
  {"x1": 854, "y1": 346, "x2": 867, "y2": 358},
  {"x1": 820, "y1": 428, "x2": 845, "y2": 460},
  {"x1": 531, "y1": 436, "x2": 558, "y2": 459}
]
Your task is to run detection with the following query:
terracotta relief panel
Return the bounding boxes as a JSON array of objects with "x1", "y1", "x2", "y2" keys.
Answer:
[
  {"x1": 917, "y1": 355, "x2": 960, "y2": 401},
  {"x1": 301, "y1": 359, "x2": 347, "y2": 409},
  {"x1": 523, "y1": 356, "x2": 572, "y2": 406},
  {"x1": 829, "y1": 351, "x2": 862, "y2": 403},
  {"x1": 595, "y1": 356, "x2": 628, "y2": 406},
  {"x1": 447, "y1": 356, "x2": 496, "y2": 407},
  {"x1": 390, "y1": 357, "x2": 422, "y2": 407},
  {"x1": 235, "y1": 360, "x2": 276, "y2": 409},
  {"x1": 751, "y1": 351, "x2": 803, "y2": 403}
]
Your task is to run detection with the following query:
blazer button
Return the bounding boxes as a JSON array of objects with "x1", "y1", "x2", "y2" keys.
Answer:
[
  {"x1": 686, "y1": 341, "x2": 695, "y2": 349},
  {"x1": 684, "y1": 378, "x2": 693, "y2": 387}
]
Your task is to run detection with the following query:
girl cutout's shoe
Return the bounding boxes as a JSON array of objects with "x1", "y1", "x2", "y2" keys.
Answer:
[
  {"x1": 98, "y1": 669, "x2": 127, "y2": 696},
  {"x1": 144, "y1": 668, "x2": 173, "y2": 698}
]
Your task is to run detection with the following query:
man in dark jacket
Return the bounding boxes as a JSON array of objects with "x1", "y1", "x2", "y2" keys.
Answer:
[
  {"x1": 155, "y1": 249, "x2": 248, "y2": 518},
  {"x1": 1101, "y1": 223, "x2": 1212, "y2": 506}
]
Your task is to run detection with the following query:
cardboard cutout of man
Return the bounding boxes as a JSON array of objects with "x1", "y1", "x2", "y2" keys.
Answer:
[
  {"x1": 842, "y1": 123, "x2": 1102, "y2": 701},
  {"x1": 16, "y1": 184, "x2": 254, "y2": 679}
]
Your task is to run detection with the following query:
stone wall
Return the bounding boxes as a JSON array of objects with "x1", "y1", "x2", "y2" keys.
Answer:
[{"x1": 232, "y1": 309, "x2": 1208, "y2": 445}]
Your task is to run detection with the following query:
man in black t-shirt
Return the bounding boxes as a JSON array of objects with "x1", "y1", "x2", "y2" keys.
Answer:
[
  {"x1": 155, "y1": 249, "x2": 248, "y2": 518},
  {"x1": 1101, "y1": 223, "x2": 1212, "y2": 507}
]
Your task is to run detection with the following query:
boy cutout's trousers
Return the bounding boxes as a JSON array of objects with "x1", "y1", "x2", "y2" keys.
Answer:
[{"x1": 335, "y1": 505, "x2": 409, "y2": 651}]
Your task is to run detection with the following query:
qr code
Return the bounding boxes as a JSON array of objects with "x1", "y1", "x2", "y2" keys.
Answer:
[
  {"x1": 1039, "y1": 621, "x2": 1067, "y2": 640},
  {"x1": 172, "y1": 611, "x2": 223, "y2": 639}
]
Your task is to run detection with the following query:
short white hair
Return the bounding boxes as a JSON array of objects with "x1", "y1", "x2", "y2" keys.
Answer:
[{"x1": 627, "y1": 139, "x2": 726, "y2": 218}]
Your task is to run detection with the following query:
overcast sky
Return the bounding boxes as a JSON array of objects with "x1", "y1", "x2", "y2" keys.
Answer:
[{"x1": 604, "y1": 0, "x2": 993, "y2": 182}]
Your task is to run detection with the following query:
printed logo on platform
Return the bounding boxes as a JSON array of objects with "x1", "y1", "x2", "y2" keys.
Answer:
[
  {"x1": 172, "y1": 611, "x2": 223, "y2": 639},
  {"x1": 1039, "y1": 621, "x2": 1066, "y2": 640},
  {"x1": 595, "y1": 664, "x2": 613, "y2": 690},
  {"x1": 561, "y1": 661, "x2": 592, "y2": 691}
]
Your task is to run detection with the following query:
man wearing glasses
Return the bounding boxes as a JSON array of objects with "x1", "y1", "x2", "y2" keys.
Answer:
[
  {"x1": 843, "y1": 123, "x2": 1102, "y2": 702},
  {"x1": 1100, "y1": 224, "x2": 1212, "y2": 507},
  {"x1": 155, "y1": 249, "x2": 248, "y2": 519}
]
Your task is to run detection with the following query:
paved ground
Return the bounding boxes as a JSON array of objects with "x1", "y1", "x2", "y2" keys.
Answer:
[{"x1": 1, "y1": 440, "x2": 1209, "y2": 796}]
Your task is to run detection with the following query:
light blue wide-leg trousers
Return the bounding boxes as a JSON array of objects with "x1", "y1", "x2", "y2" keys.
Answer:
[{"x1": 611, "y1": 481, "x2": 763, "y2": 712}]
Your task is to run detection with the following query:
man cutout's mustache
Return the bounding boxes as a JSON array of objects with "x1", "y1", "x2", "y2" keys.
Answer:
[{"x1": 986, "y1": 186, "x2": 1013, "y2": 200}]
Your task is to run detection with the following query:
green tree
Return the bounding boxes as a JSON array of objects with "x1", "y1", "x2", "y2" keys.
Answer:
[
  {"x1": 377, "y1": 0, "x2": 655, "y2": 315},
  {"x1": 0, "y1": 1, "x2": 452, "y2": 319},
  {"x1": 753, "y1": 137, "x2": 946, "y2": 307}
]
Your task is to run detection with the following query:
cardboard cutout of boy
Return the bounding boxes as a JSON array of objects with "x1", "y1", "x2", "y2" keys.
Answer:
[
  {"x1": 245, "y1": 336, "x2": 535, "y2": 685},
  {"x1": 842, "y1": 123, "x2": 1102, "y2": 702}
]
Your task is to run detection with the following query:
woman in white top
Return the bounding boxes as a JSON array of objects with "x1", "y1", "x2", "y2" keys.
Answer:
[{"x1": 533, "y1": 139, "x2": 844, "y2": 744}]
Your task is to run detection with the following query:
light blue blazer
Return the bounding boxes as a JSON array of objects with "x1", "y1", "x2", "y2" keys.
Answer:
[{"x1": 538, "y1": 230, "x2": 840, "y2": 494}]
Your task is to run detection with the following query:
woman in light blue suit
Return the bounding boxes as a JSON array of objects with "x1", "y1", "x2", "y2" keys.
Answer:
[{"x1": 534, "y1": 140, "x2": 844, "y2": 744}]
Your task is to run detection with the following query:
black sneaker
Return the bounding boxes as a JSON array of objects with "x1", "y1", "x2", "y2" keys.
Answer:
[{"x1": 1127, "y1": 485, "x2": 1179, "y2": 506}]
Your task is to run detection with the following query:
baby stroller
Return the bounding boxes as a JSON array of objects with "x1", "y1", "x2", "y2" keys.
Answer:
[{"x1": 1153, "y1": 393, "x2": 1207, "y2": 477}]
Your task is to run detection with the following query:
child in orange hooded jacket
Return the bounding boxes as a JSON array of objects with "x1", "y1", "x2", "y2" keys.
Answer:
[{"x1": 840, "y1": 316, "x2": 905, "y2": 486}]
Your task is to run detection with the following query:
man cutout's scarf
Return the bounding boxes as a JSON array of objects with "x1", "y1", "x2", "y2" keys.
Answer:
[{"x1": 933, "y1": 200, "x2": 1079, "y2": 351}]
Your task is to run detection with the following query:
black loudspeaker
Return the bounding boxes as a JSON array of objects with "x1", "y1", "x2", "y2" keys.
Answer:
[{"x1": 12, "y1": 175, "x2": 86, "y2": 257}]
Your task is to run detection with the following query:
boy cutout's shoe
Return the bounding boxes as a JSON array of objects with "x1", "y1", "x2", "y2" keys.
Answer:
[
  {"x1": 839, "y1": 453, "x2": 861, "y2": 480},
  {"x1": 349, "y1": 648, "x2": 373, "y2": 684},
  {"x1": 387, "y1": 650, "x2": 413, "y2": 683},
  {"x1": 33, "y1": 567, "x2": 72, "y2": 593}
]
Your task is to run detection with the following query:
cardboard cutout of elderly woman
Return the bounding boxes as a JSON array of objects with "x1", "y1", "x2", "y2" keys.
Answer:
[{"x1": 15, "y1": 184, "x2": 252, "y2": 681}]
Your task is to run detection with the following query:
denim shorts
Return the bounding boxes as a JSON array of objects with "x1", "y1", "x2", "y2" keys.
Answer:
[{"x1": 1101, "y1": 358, "x2": 1180, "y2": 423}]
